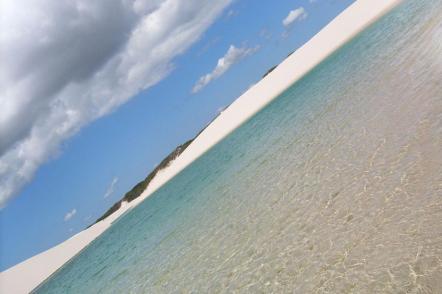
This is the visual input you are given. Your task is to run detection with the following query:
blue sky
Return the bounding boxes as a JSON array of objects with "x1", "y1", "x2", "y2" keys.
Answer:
[{"x1": 0, "y1": 0, "x2": 354, "y2": 270}]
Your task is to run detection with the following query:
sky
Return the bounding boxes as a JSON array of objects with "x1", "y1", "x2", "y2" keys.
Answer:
[{"x1": 0, "y1": 0, "x2": 355, "y2": 271}]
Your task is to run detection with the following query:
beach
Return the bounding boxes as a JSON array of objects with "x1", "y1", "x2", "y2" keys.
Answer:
[{"x1": 0, "y1": 0, "x2": 410, "y2": 292}]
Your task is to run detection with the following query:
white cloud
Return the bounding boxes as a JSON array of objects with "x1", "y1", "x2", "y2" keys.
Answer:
[
  {"x1": 282, "y1": 7, "x2": 308, "y2": 27},
  {"x1": 0, "y1": 0, "x2": 232, "y2": 207},
  {"x1": 64, "y1": 208, "x2": 77, "y2": 221},
  {"x1": 259, "y1": 28, "x2": 272, "y2": 40},
  {"x1": 226, "y1": 9, "x2": 238, "y2": 18},
  {"x1": 192, "y1": 45, "x2": 259, "y2": 93},
  {"x1": 103, "y1": 177, "x2": 118, "y2": 199}
]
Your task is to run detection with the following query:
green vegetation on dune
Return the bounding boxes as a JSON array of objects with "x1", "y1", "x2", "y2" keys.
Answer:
[
  {"x1": 92, "y1": 139, "x2": 193, "y2": 225},
  {"x1": 262, "y1": 65, "x2": 277, "y2": 78}
]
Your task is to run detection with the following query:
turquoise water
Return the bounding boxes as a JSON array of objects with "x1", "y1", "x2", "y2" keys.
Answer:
[{"x1": 35, "y1": 1, "x2": 442, "y2": 293}]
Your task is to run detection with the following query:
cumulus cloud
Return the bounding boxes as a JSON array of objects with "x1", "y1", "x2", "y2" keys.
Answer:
[
  {"x1": 192, "y1": 45, "x2": 258, "y2": 93},
  {"x1": 64, "y1": 208, "x2": 77, "y2": 221},
  {"x1": 0, "y1": 0, "x2": 232, "y2": 207},
  {"x1": 282, "y1": 7, "x2": 308, "y2": 27},
  {"x1": 103, "y1": 177, "x2": 118, "y2": 199}
]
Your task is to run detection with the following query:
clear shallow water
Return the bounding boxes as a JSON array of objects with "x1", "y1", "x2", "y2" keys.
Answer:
[{"x1": 35, "y1": 1, "x2": 442, "y2": 293}]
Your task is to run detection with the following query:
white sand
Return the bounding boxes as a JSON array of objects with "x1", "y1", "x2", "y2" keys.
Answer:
[{"x1": 0, "y1": 0, "x2": 402, "y2": 292}]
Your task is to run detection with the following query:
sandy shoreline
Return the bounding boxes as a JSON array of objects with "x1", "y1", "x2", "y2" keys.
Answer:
[{"x1": 0, "y1": 0, "x2": 402, "y2": 292}]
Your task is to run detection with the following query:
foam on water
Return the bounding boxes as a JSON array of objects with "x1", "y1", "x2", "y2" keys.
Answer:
[{"x1": 35, "y1": 1, "x2": 442, "y2": 293}]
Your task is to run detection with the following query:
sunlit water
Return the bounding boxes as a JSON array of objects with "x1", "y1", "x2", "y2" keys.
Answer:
[{"x1": 35, "y1": 1, "x2": 442, "y2": 293}]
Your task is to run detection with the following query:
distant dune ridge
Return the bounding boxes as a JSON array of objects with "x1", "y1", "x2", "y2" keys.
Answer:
[{"x1": 92, "y1": 139, "x2": 193, "y2": 225}]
